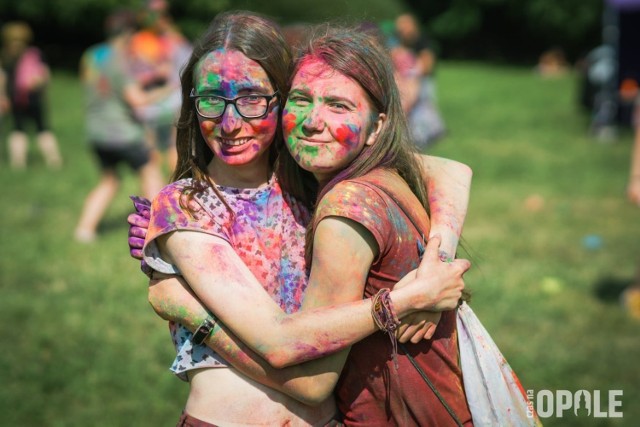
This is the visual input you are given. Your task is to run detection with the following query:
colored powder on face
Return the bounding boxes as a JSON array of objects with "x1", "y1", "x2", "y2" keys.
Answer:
[
  {"x1": 252, "y1": 111, "x2": 279, "y2": 134},
  {"x1": 282, "y1": 111, "x2": 297, "y2": 134},
  {"x1": 196, "y1": 49, "x2": 273, "y2": 96},
  {"x1": 299, "y1": 142, "x2": 319, "y2": 157},
  {"x1": 334, "y1": 123, "x2": 361, "y2": 148}
]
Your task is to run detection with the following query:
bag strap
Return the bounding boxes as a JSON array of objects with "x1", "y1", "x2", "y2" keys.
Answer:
[
  {"x1": 399, "y1": 343, "x2": 464, "y2": 427},
  {"x1": 366, "y1": 180, "x2": 464, "y2": 427}
]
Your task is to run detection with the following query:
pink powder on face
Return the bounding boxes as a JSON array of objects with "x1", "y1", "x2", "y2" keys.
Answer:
[
  {"x1": 282, "y1": 111, "x2": 297, "y2": 134},
  {"x1": 252, "y1": 113, "x2": 279, "y2": 135},
  {"x1": 334, "y1": 123, "x2": 361, "y2": 148}
]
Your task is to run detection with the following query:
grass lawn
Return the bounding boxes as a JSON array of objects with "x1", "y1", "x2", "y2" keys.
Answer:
[{"x1": 0, "y1": 63, "x2": 638, "y2": 426}]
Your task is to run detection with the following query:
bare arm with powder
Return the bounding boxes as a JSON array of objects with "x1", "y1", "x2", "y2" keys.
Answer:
[
  {"x1": 418, "y1": 155, "x2": 472, "y2": 259},
  {"x1": 628, "y1": 121, "x2": 640, "y2": 206},
  {"x1": 137, "y1": 155, "x2": 472, "y2": 402},
  {"x1": 150, "y1": 219, "x2": 467, "y2": 404},
  {"x1": 156, "y1": 223, "x2": 465, "y2": 365}
]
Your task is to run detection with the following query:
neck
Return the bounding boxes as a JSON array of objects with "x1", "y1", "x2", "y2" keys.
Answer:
[
  {"x1": 314, "y1": 172, "x2": 337, "y2": 192},
  {"x1": 207, "y1": 155, "x2": 271, "y2": 189}
]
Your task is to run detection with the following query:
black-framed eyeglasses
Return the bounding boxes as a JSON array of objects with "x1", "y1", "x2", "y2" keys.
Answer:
[{"x1": 190, "y1": 89, "x2": 279, "y2": 119}]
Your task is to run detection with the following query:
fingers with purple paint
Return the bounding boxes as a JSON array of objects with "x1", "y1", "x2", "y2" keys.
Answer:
[{"x1": 128, "y1": 195, "x2": 153, "y2": 277}]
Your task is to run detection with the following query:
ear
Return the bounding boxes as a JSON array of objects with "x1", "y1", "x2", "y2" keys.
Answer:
[{"x1": 365, "y1": 113, "x2": 387, "y2": 146}]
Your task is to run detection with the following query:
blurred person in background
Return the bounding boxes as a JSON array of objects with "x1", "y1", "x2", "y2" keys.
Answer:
[
  {"x1": 622, "y1": 94, "x2": 640, "y2": 319},
  {"x1": 391, "y1": 13, "x2": 446, "y2": 149},
  {"x1": 1, "y1": 21, "x2": 62, "y2": 169},
  {"x1": 536, "y1": 47, "x2": 569, "y2": 78},
  {"x1": 628, "y1": 99, "x2": 640, "y2": 206},
  {"x1": 129, "y1": 0, "x2": 192, "y2": 174},
  {"x1": 74, "y1": 9, "x2": 169, "y2": 243},
  {"x1": 0, "y1": 65, "x2": 8, "y2": 128}
]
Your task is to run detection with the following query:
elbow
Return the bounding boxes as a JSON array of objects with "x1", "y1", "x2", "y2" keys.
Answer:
[
  {"x1": 262, "y1": 344, "x2": 321, "y2": 369},
  {"x1": 287, "y1": 377, "x2": 339, "y2": 406},
  {"x1": 449, "y1": 160, "x2": 473, "y2": 181},
  {"x1": 263, "y1": 350, "x2": 295, "y2": 370},
  {"x1": 296, "y1": 385, "x2": 336, "y2": 406},
  {"x1": 461, "y1": 162, "x2": 472, "y2": 175},
  {"x1": 460, "y1": 163, "x2": 473, "y2": 181}
]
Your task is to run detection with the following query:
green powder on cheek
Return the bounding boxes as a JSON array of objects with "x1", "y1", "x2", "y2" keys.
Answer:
[
  {"x1": 287, "y1": 136, "x2": 320, "y2": 158},
  {"x1": 304, "y1": 145, "x2": 319, "y2": 157}
]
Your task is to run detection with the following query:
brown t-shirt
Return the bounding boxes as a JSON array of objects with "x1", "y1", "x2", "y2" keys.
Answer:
[{"x1": 313, "y1": 168, "x2": 473, "y2": 426}]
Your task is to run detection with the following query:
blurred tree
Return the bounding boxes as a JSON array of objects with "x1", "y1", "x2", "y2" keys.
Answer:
[
  {"x1": 0, "y1": 0, "x2": 230, "y2": 69},
  {"x1": 404, "y1": 0, "x2": 603, "y2": 63},
  {"x1": 0, "y1": 0, "x2": 603, "y2": 67},
  {"x1": 232, "y1": 0, "x2": 403, "y2": 24}
]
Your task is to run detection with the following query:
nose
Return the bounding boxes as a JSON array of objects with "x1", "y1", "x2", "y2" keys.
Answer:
[
  {"x1": 301, "y1": 107, "x2": 324, "y2": 134},
  {"x1": 220, "y1": 103, "x2": 242, "y2": 134}
]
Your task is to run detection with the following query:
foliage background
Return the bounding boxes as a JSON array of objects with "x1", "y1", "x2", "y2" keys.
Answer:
[{"x1": 0, "y1": 0, "x2": 604, "y2": 68}]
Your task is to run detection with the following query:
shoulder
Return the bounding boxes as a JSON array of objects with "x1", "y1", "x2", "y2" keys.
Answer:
[
  {"x1": 152, "y1": 179, "x2": 230, "y2": 216},
  {"x1": 150, "y1": 180, "x2": 193, "y2": 221},
  {"x1": 318, "y1": 178, "x2": 385, "y2": 215},
  {"x1": 319, "y1": 169, "x2": 402, "y2": 208},
  {"x1": 315, "y1": 170, "x2": 402, "y2": 228},
  {"x1": 149, "y1": 179, "x2": 234, "y2": 239},
  {"x1": 314, "y1": 171, "x2": 405, "y2": 258},
  {"x1": 153, "y1": 179, "x2": 190, "y2": 204}
]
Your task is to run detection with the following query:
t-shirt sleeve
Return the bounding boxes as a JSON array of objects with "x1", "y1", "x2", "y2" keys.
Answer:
[
  {"x1": 313, "y1": 181, "x2": 392, "y2": 260},
  {"x1": 142, "y1": 182, "x2": 231, "y2": 274}
]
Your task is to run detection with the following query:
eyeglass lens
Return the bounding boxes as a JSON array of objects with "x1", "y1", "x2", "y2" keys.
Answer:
[{"x1": 196, "y1": 95, "x2": 269, "y2": 118}]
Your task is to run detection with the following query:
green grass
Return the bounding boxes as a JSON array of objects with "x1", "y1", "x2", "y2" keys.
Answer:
[
  {"x1": 1, "y1": 64, "x2": 638, "y2": 426},
  {"x1": 430, "y1": 63, "x2": 640, "y2": 426}
]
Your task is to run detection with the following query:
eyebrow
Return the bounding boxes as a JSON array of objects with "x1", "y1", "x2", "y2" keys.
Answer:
[
  {"x1": 196, "y1": 85, "x2": 272, "y2": 96},
  {"x1": 288, "y1": 88, "x2": 310, "y2": 96},
  {"x1": 289, "y1": 89, "x2": 357, "y2": 107},
  {"x1": 323, "y1": 94, "x2": 357, "y2": 108},
  {"x1": 236, "y1": 86, "x2": 272, "y2": 95}
]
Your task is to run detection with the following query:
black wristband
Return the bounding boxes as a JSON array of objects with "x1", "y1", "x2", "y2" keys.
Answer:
[{"x1": 192, "y1": 317, "x2": 216, "y2": 345}]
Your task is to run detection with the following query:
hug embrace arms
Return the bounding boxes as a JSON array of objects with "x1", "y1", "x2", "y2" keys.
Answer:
[{"x1": 127, "y1": 11, "x2": 477, "y2": 427}]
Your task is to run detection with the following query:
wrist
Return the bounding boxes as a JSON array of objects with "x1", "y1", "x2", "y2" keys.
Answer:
[{"x1": 389, "y1": 286, "x2": 421, "y2": 316}]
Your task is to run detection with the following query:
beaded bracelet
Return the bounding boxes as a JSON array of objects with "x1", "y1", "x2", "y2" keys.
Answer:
[{"x1": 371, "y1": 288, "x2": 401, "y2": 368}]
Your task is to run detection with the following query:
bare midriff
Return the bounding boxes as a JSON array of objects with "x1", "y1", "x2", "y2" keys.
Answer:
[{"x1": 185, "y1": 367, "x2": 337, "y2": 426}]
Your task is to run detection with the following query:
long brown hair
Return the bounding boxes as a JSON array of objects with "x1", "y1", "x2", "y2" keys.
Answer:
[
  {"x1": 171, "y1": 10, "x2": 292, "y2": 210},
  {"x1": 276, "y1": 26, "x2": 429, "y2": 258}
]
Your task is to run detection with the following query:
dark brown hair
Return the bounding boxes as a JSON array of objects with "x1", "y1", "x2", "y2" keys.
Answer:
[
  {"x1": 171, "y1": 10, "x2": 292, "y2": 210},
  {"x1": 275, "y1": 25, "x2": 429, "y2": 258}
]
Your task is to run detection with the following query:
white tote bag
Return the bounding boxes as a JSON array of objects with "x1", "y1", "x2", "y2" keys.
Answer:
[{"x1": 457, "y1": 302, "x2": 542, "y2": 426}]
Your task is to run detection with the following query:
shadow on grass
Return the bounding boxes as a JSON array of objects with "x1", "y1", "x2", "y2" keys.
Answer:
[
  {"x1": 593, "y1": 275, "x2": 636, "y2": 303},
  {"x1": 97, "y1": 211, "x2": 133, "y2": 235}
]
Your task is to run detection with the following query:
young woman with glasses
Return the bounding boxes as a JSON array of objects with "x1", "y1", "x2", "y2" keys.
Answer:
[{"x1": 128, "y1": 11, "x2": 472, "y2": 426}]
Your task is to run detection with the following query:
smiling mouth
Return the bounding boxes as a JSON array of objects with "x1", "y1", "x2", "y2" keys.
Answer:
[
  {"x1": 299, "y1": 137, "x2": 330, "y2": 144},
  {"x1": 219, "y1": 137, "x2": 252, "y2": 147}
]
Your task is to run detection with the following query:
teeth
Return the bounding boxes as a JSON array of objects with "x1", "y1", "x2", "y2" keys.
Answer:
[{"x1": 220, "y1": 137, "x2": 251, "y2": 146}]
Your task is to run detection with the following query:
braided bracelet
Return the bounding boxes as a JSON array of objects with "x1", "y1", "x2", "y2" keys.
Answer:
[{"x1": 371, "y1": 288, "x2": 401, "y2": 368}]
